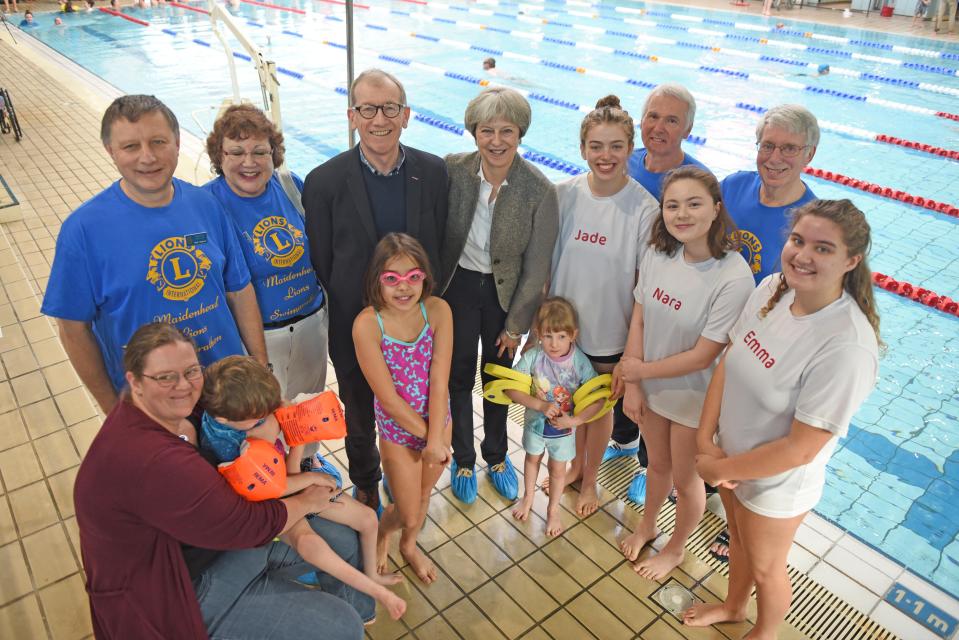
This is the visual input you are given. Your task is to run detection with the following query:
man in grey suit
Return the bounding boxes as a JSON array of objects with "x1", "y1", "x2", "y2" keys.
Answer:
[{"x1": 303, "y1": 69, "x2": 448, "y2": 512}]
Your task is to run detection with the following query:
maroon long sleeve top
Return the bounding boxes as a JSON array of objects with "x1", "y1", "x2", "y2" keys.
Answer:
[{"x1": 74, "y1": 400, "x2": 287, "y2": 639}]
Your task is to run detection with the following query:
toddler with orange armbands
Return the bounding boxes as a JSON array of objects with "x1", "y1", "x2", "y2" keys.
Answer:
[{"x1": 201, "y1": 356, "x2": 406, "y2": 621}]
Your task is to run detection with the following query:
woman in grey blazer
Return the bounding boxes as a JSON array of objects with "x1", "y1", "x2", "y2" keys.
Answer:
[{"x1": 440, "y1": 87, "x2": 559, "y2": 504}]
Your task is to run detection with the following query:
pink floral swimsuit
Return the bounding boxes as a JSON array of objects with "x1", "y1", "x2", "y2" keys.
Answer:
[{"x1": 373, "y1": 303, "x2": 447, "y2": 451}]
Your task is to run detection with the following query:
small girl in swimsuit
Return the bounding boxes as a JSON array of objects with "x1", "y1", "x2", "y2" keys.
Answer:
[{"x1": 353, "y1": 233, "x2": 453, "y2": 585}]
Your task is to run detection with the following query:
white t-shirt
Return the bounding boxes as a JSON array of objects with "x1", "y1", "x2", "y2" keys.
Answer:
[
  {"x1": 718, "y1": 275, "x2": 879, "y2": 518},
  {"x1": 634, "y1": 247, "x2": 754, "y2": 428},
  {"x1": 550, "y1": 174, "x2": 659, "y2": 356}
]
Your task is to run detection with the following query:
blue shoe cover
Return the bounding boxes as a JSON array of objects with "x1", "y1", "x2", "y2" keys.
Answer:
[
  {"x1": 309, "y1": 452, "x2": 343, "y2": 489},
  {"x1": 602, "y1": 441, "x2": 640, "y2": 463},
  {"x1": 627, "y1": 471, "x2": 647, "y2": 506},
  {"x1": 488, "y1": 458, "x2": 519, "y2": 501},
  {"x1": 450, "y1": 460, "x2": 477, "y2": 504}
]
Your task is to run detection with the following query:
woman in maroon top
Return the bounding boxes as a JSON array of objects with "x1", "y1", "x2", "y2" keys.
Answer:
[{"x1": 74, "y1": 323, "x2": 372, "y2": 639}]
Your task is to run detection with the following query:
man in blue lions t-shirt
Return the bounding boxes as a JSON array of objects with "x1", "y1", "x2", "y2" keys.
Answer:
[
  {"x1": 41, "y1": 95, "x2": 267, "y2": 413},
  {"x1": 721, "y1": 104, "x2": 819, "y2": 285}
]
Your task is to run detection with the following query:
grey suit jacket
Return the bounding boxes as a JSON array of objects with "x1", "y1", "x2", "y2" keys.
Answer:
[{"x1": 440, "y1": 151, "x2": 558, "y2": 335}]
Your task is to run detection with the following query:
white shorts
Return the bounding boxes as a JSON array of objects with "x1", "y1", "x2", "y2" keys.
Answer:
[{"x1": 265, "y1": 305, "x2": 329, "y2": 399}]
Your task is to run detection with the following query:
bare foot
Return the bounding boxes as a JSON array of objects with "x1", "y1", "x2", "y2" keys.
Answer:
[
  {"x1": 372, "y1": 571, "x2": 404, "y2": 586},
  {"x1": 542, "y1": 463, "x2": 579, "y2": 496},
  {"x1": 634, "y1": 547, "x2": 684, "y2": 580},
  {"x1": 512, "y1": 495, "x2": 533, "y2": 521},
  {"x1": 376, "y1": 508, "x2": 393, "y2": 574},
  {"x1": 619, "y1": 527, "x2": 658, "y2": 562},
  {"x1": 682, "y1": 602, "x2": 746, "y2": 628},
  {"x1": 377, "y1": 589, "x2": 407, "y2": 620},
  {"x1": 575, "y1": 482, "x2": 599, "y2": 516},
  {"x1": 545, "y1": 509, "x2": 564, "y2": 537},
  {"x1": 401, "y1": 544, "x2": 437, "y2": 585}
]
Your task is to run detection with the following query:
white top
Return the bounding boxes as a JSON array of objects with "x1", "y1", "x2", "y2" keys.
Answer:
[
  {"x1": 718, "y1": 275, "x2": 879, "y2": 519},
  {"x1": 634, "y1": 247, "x2": 754, "y2": 428},
  {"x1": 550, "y1": 174, "x2": 659, "y2": 356},
  {"x1": 458, "y1": 166, "x2": 505, "y2": 274}
]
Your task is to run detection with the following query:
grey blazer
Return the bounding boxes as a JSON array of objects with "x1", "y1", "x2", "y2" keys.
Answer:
[{"x1": 440, "y1": 151, "x2": 558, "y2": 335}]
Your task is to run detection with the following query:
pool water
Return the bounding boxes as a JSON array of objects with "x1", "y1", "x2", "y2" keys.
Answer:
[{"x1": 19, "y1": 0, "x2": 959, "y2": 599}]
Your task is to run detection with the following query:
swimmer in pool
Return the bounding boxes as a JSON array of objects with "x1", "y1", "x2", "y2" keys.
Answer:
[{"x1": 481, "y1": 57, "x2": 539, "y2": 88}]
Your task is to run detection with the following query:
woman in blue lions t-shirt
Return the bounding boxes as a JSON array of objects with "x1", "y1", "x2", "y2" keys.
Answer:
[{"x1": 204, "y1": 105, "x2": 328, "y2": 399}]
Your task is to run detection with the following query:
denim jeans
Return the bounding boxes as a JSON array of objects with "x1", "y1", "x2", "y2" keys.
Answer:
[{"x1": 195, "y1": 518, "x2": 375, "y2": 639}]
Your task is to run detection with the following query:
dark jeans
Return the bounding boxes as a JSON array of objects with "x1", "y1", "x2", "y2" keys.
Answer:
[
  {"x1": 444, "y1": 267, "x2": 512, "y2": 469},
  {"x1": 195, "y1": 518, "x2": 374, "y2": 639},
  {"x1": 336, "y1": 364, "x2": 381, "y2": 491}
]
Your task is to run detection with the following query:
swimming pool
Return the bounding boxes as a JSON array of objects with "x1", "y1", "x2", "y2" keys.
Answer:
[{"x1": 17, "y1": 0, "x2": 959, "y2": 600}]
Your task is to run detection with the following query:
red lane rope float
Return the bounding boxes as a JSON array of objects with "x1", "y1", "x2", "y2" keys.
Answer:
[
  {"x1": 803, "y1": 167, "x2": 959, "y2": 218},
  {"x1": 241, "y1": 0, "x2": 307, "y2": 13},
  {"x1": 938, "y1": 112, "x2": 959, "y2": 122},
  {"x1": 875, "y1": 135, "x2": 959, "y2": 161},
  {"x1": 168, "y1": 1, "x2": 209, "y2": 13},
  {"x1": 98, "y1": 6, "x2": 150, "y2": 25},
  {"x1": 872, "y1": 273, "x2": 959, "y2": 317}
]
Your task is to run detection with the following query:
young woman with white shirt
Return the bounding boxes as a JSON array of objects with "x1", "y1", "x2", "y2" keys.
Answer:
[
  {"x1": 616, "y1": 167, "x2": 754, "y2": 579},
  {"x1": 683, "y1": 199, "x2": 881, "y2": 639},
  {"x1": 548, "y1": 95, "x2": 660, "y2": 516}
]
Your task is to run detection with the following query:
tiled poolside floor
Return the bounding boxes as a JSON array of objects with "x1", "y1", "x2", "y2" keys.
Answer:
[{"x1": 0, "y1": 3, "x2": 956, "y2": 638}]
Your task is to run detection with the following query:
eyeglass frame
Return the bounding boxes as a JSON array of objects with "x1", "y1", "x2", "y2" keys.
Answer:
[
  {"x1": 351, "y1": 102, "x2": 406, "y2": 120},
  {"x1": 141, "y1": 364, "x2": 205, "y2": 388},
  {"x1": 222, "y1": 148, "x2": 273, "y2": 161},
  {"x1": 755, "y1": 141, "x2": 811, "y2": 158}
]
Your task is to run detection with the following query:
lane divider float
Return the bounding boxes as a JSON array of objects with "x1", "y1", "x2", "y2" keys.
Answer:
[
  {"x1": 98, "y1": 6, "x2": 150, "y2": 25},
  {"x1": 872, "y1": 273, "x2": 959, "y2": 317},
  {"x1": 802, "y1": 167, "x2": 959, "y2": 218}
]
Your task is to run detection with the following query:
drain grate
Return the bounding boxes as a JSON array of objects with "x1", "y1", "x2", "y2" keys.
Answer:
[{"x1": 597, "y1": 459, "x2": 900, "y2": 640}]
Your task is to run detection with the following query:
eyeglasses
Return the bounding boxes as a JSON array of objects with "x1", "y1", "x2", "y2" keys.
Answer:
[
  {"x1": 142, "y1": 365, "x2": 204, "y2": 388},
  {"x1": 380, "y1": 269, "x2": 426, "y2": 287},
  {"x1": 223, "y1": 148, "x2": 272, "y2": 161},
  {"x1": 352, "y1": 103, "x2": 405, "y2": 120},
  {"x1": 756, "y1": 142, "x2": 810, "y2": 158}
]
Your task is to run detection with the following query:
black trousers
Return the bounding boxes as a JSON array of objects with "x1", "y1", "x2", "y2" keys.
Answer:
[
  {"x1": 444, "y1": 267, "x2": 512, "y2": 469},
  {"x1": 611, "y1": 399, "x2": 649, "y2": 467},
  {"x1": 335, "y1": 364, "x2": 381, "y2": 490}
]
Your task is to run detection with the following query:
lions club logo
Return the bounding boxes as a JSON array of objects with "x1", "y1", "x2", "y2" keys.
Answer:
[
  {"x1": 733, "y1": 230, "x2": 763, "y2": 275},
  {"x1": 147, "y1": 236, "x2": 212, "y2": 301},
  {"x1": 252, "y1": 216, "x2": 304, "y2": 268}
]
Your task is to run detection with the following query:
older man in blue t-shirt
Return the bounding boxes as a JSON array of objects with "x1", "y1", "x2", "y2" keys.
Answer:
[
  {"x1": 627, "y1": 83, "x2": 708, "y2": 202},
  {"x1": 42, "y1": 95, "x2": 267, "y2": 413}
]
